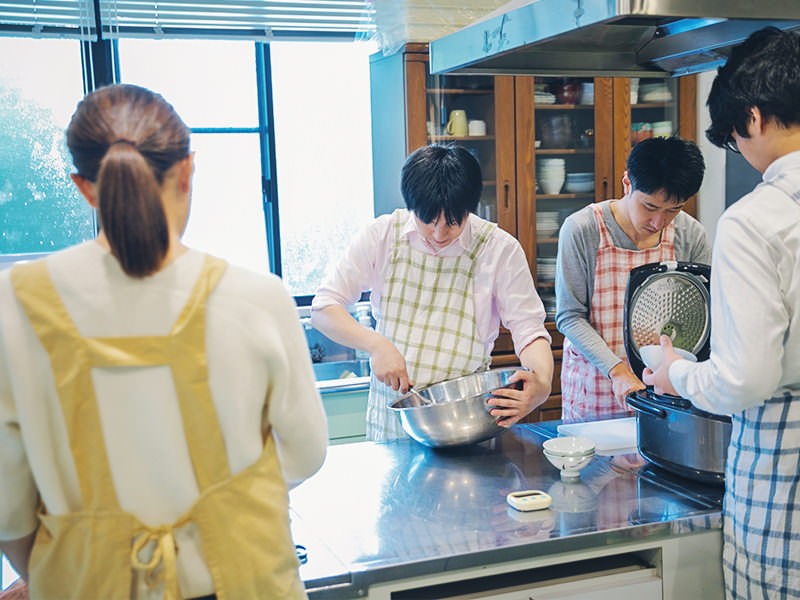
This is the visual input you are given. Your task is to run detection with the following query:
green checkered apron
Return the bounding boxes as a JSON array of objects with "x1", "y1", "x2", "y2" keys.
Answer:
[{"x1": 366, "y1": 209, "x2": 494, "y2": 440}]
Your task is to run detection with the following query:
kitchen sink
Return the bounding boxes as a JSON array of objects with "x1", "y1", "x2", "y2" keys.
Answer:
[{"x1": 312, "y1": 359, "x2": 371, "y2": 381}]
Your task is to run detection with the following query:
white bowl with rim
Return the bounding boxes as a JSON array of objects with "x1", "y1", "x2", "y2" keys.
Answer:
[
  {"x1": 543, "y1": 448, "x2": 595, "y2": 480},
  {"x1": 543, "y1": 436, "x2": 596, "y2": 456},
  {"x1": 639, "y1": 345, "x2": 697, "y2": 371}
]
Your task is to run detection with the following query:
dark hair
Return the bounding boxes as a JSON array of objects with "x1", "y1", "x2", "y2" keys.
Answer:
[
  {"x1": 400, "y1": 144, "x2": 482, "y2": 226},
  {"x1": 706, "y1": 27, "x2": 800, "y2": 149},
  {"x1": 66, "y1": 84, "x2": 191, "y2": 278},
  {"x1": 626, "y1": 136, "x2": 705, "y2": 202}
]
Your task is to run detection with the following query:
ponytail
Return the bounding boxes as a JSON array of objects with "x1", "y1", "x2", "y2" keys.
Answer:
[
  {"x1": 66, "y1": 84, "x2": 191, "y2": 279},
  {"x1": 97, "y1": 143, "x2": 169, "y2": 278}
]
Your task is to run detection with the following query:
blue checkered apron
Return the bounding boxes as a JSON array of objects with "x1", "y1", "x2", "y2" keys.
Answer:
[
  {"x1": 723, "y1": 176, "x2": 800, "y2": 599},
  {"x1": 723, "y1": 393, "x2": 800, "y2": 599},
  {"x1": 365, "y1": 210, "x2": 494, "y2": 441}
]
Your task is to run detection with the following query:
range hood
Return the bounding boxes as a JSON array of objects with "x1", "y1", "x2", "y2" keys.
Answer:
[{"x1": 429, "y1": 0, "x2": 800, "y2": 78}]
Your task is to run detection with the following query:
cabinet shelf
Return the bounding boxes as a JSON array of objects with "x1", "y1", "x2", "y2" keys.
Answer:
[
  {"x1": 427, "y1": 88, "x2": 493, "y2": 95},
  {"x1": 536, "y1": 281, "x2": 555, "y2": 288},
  {"x1": 535, "y1": 103, "x2": 595, "y2": 110},
  {"x1": 632, "y1": 102, "x2": 674, "y2": 109},
  {"x1": 429, "y1": 135, "x2": 495, "y2": 142},
  {"x1": 536, "y1": 237, "x2": 559, "y2": 244},
  {"x1": 536, "y1": 148, "x2": 593, "y2": 155},
  {"x1": 536, "y1": 192, "x2": 595, "y2": 199}
]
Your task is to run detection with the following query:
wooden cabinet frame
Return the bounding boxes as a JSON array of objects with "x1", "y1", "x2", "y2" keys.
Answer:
[{"x1": 371, "y1": 44, "x2": 697, "y2": 422}]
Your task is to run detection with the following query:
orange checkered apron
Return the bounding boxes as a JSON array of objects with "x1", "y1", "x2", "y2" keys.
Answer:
[{"x1": 561, "y1": 203, "x2": 675, "y2": 421}]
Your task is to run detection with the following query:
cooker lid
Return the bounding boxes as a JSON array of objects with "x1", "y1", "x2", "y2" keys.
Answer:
[{"x1": 624, "y1": 261, "x2": 711, "y2": 378}]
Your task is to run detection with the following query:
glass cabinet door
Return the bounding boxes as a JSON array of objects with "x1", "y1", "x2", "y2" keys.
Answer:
[
  {"x1": 630, "y1": 77, "x2": 680, "y2": 147},
  {"x1": 426, "y1": 74, "x2": 505, "y2": 227},
  {"x1": 532, "y1": 76, "x2": 599, "y2": 319}
]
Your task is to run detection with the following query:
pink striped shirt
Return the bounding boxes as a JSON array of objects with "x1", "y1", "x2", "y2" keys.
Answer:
[{"x1": 312, "y1": 210, "x2": 551, "y2": 356}]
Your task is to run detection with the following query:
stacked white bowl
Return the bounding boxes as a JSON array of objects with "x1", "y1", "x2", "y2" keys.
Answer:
[
  {"x1": 564, "y1": 171, "x2": 594, "y2": 193},
  {"x1": 542, "y1": 436, "x2": 596, "y2": 481},
  {"x1": 536, "y1": 158, "x2": 565, "y2": 195}
]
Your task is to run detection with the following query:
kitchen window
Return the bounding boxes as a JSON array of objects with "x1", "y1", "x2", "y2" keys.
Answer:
[
  {"x1": 0, "y1": 37, "x2": 94, "y2": 265},
  {"x1": 0, "y1": 2, "x2": 376, "y2": 300},
  {"x1": 118, "y1": 37, "x2": 376, "y2": 295}
]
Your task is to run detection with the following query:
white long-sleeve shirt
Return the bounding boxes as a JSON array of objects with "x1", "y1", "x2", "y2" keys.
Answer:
[
  {"x1": 0, "y1": 242, "x2": 327, "y2": 595},
  {"x1": 312, "y1": 210, "x2": 551, "y2": 356},
  {"x1": 670, "y1": 151, "x2": 800, "y2": 414}
]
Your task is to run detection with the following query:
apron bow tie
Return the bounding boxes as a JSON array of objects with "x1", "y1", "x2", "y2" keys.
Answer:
[{"x1": 132, "y1": 521, "x2": 187, "y2": 600}]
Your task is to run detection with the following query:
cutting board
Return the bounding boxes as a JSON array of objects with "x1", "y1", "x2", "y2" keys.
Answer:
[{"x1": 557, "y1": 417, "x2": 638, "y2": 456}]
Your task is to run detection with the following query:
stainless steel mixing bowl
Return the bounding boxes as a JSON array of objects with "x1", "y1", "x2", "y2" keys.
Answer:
[{"x1": 388, "y1": 367, "x2": 523, "y2": 447}]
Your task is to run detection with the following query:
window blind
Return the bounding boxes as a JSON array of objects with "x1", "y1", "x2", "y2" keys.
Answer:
[
  {"x1": 99, "y1": 0, "x2": 375, "y2": 40},
  {"x1": 0, "y1": 0, "x2": 96, "y2": 39}
]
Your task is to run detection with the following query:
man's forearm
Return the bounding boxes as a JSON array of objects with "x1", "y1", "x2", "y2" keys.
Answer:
[{"x1": 519, "y1": 337, "x2": 554, "y2": 393}]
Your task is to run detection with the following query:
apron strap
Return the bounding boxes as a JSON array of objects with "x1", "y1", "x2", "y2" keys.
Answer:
[{"x1": 11, "y1": 260, "x2": 119, "y2": 509}]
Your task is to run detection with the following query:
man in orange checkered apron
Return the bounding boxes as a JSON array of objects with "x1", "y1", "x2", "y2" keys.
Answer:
[{"x1": 555, "y1": 137, "x2": 711, "y2": 422}]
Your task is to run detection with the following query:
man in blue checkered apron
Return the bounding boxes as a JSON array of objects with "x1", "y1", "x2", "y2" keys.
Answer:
[
  {"x1": 643, "y1": 27, "x2": 800, "y2": 599},
  {"x1": 311, "y1": 145, "x2": 554, "y2": 440}
]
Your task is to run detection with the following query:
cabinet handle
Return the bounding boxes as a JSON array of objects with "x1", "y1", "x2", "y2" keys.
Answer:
[{"x1": 503, "y1": 181, "x2": 510, "y2": 209}]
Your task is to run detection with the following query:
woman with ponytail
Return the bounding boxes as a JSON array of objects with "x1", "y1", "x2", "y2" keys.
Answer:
[{"x1": 0, "y1": 84, "x2": 327, "y2": 599}]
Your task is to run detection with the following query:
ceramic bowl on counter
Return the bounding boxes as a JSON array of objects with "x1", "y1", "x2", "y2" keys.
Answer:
[
  {"x1": 542, "y1": 436, "x2": 597, "y2": 481},
  {"x1": 543, "y1": 436, "x2": 596, "y2": 456},
  {"x1": 543, "y1": 450, "x2": 595, "y2": 481}
]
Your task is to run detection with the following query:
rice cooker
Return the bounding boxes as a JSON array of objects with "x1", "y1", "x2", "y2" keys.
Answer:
[{"x1": 623, "y1": 261, "x2": 731, "y2": 485}]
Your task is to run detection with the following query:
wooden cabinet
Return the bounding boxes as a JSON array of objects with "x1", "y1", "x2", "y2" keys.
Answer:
[
  {"x1": 370, "y1": 43, "x2": 519, "y2": 236},
  {"x1": 370, "y1": 44, "x2": 697, "y2": 422}
]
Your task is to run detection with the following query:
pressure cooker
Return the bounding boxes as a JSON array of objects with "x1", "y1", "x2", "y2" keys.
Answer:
[{"x1": 623, "y1": 261, "x2": 731, "y2": 485}]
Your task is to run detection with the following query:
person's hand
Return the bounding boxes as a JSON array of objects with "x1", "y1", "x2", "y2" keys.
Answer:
[
  {"x1": 642, "y1": 334, "x2": 680, "y2": 395},
  {"x1": 486, "y1": 368, "x2": 550, "y2": 427},
  {"x1": 369, "y1": 336, "x2": 412, "y2": 392},
  {"x1": 608, "y1": 361, "x2": 645, "y2": 410}
]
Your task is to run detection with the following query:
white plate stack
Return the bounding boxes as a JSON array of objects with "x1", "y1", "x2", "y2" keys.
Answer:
[
  {"x1": 535, "y1": 211, "x2": 561, "y2": 238},
  {"x1": 564, "y1": 172, "x2": 594, "y2": 193},
  {"x1": 536, "y1": 158, "x2": 565, "y2": 195},
  {"x1": 536, "y1": 257, "x2": 557, "y2": 283}
]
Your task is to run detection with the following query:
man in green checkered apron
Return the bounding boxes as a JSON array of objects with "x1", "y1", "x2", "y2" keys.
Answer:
[
  {"x1": 366, "y1": 209, "x2": 494, "y2": 439},
  {"x1": 312, "y1": 145, "x2": 554, "y2": 440}
]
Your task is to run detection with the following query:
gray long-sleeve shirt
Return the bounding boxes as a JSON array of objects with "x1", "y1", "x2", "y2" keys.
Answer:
[{"x1": 555, "y1": 200, "x2": 712, "y2": 376}]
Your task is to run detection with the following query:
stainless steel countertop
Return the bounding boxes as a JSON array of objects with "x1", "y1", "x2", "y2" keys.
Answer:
[{"x1": 290, "y1": 421, "x2": 723, "y2": 598}]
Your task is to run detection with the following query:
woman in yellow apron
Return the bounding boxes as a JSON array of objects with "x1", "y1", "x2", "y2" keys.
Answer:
[{"x1": 0, "y1": 84, "x2": 327, "y2": 599}]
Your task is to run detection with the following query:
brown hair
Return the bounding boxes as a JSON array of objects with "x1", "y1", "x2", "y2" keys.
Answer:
[{"x1": 66, "y1": 84, "x2": 190, "y2": 277}]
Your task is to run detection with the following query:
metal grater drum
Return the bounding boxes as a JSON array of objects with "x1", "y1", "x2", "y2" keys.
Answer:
[{"x1": 628, "y1": 271, "x2": 710, "y2": 358}]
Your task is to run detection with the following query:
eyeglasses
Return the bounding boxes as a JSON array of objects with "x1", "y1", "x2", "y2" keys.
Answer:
[{"x1": 723, "y1": 134, "x2": 740, "y2": 154}]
